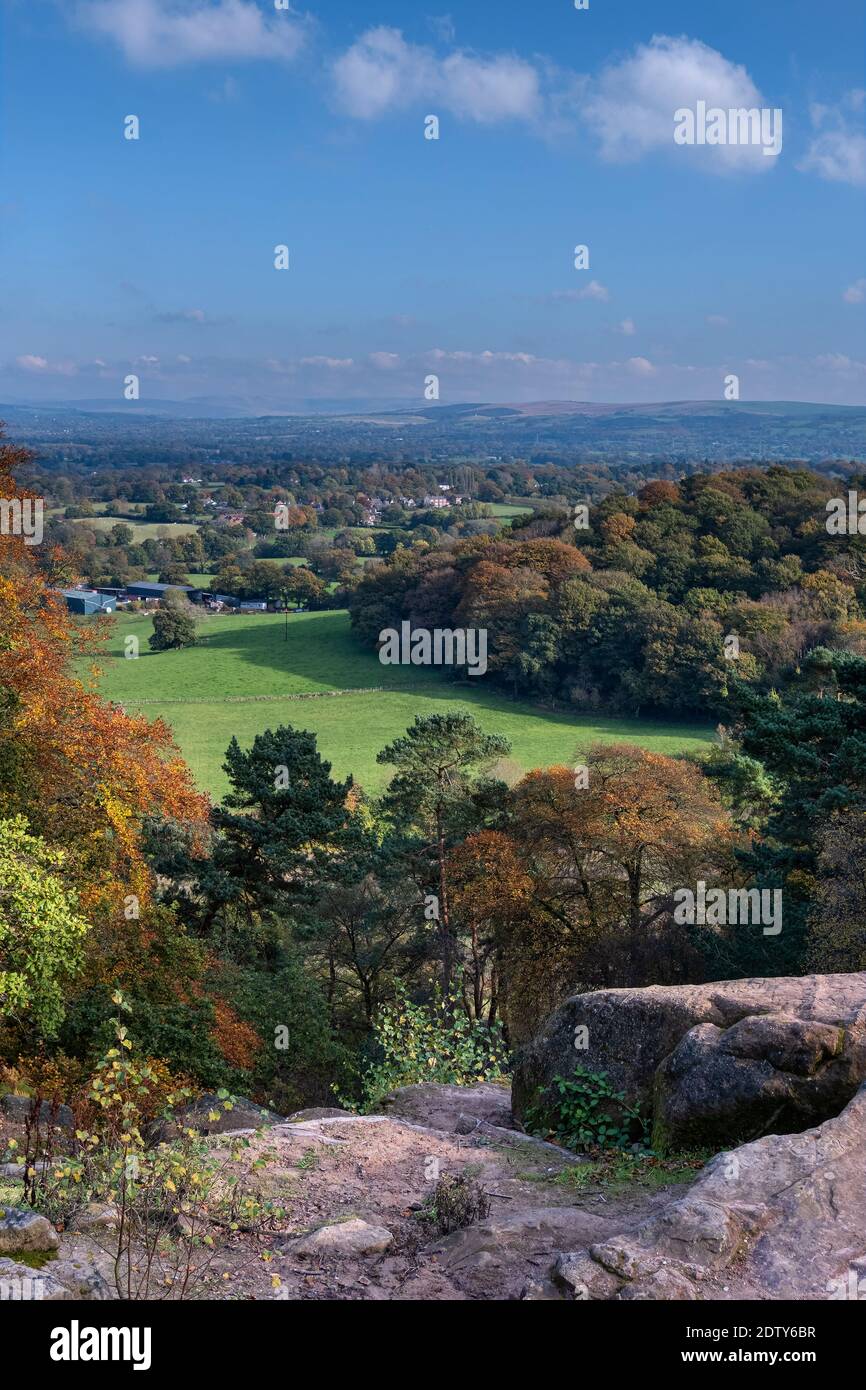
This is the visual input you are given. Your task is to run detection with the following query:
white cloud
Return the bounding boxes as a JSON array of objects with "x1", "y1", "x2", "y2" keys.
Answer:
[
  {"x1": 584, "y1": 34, "x2": 775, "y2": 173},
  {"x1": 14, "y1": 354, "x2": 77, "y2": 375},
  {"x1": 626, "y1": 356, "x2": 655, "y2": 376},
  {"x1": 298, "y1": 355, "x2": 354, "y2": 369},
  {"x1": 75, "y1": 0, "x2": 308, "y2": 68},
  {"x1": 798, "y1": 94, "x2": 866, "y2": 186},
  {"x1": 618, "y1": 318, "x2": 636, "y2": 335},
  {"x1": 706, "y1": 314, "x2": 729, "y2": 327},
  {"x1": 332, "y1": 27, "x2": 540, "y2": 123},
  {"x1": 369, "y1": 351, "x2": 401, "y2": 370},
  {"x1": 844, "y1": 279, "x2": 866, "y2": 304},
  {"x1": 548, "y1": 281, "x2": 610, "y2": 303},
  {"x1": 814, "y1": 353, "x2": 866, "y2": 374}
]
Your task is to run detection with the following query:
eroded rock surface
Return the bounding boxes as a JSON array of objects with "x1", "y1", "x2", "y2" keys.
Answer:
[
  {"x1": 381, "y1": 1082, "x2": 513, "y2": 1133},
  {"x1": 513, "y1": 973, "x2": 866, "y2": 1151},
  {"x1": 553, "y1": 1082, "x2": 866, "y2": 1301}
]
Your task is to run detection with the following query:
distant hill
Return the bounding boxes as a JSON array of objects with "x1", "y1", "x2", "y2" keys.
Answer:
[{"x1": 3, "y1": 398, "x2": 865, "y2": 465}]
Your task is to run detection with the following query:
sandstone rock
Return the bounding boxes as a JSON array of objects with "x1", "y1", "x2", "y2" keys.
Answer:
[
  {"x1": 652, "y1": 1012, "x2": 857, "y2": 1150},
  {"x1": 512, "y1": 973, "x2": 866, "y2": 1150},
  {"x1": 47, "y1": 1255, "x2": 112, "y2": 1300},
  {"x1": 381, "y1": 1082, "x2": 512, "y2": 1132},
  {"x1": 552, "y1": 1250, "x2": 621, "y2": 1300},
  {"x1": 521, "y1": 1277, "x2": 565, "y2": 1300},
  {"x1": 68, "y1": 1202, "x2": 120, "y2": 1234},
  {"x1": 0, "y1": 1248, "x2": 112, "y2": 1301},
  {"x1": 291, "y1": 1217, "x2": 393, "y2": 1259},
  {"x1": 562, "y1": 1081, "x2": 866, "y2": 1300},
  {"x1": 286, "y1": 1107, "x2": 354, "y2": 1123},
  {"x1": 0, "y1": 1207, "x2": 60, "y2": 1254},
  {"x1": 0, "y1": 1257, "x2": 73, "y2": 1302},
  {"x1": 428, "y1": 1206, "x2": 620, "y2": 1275},
  {"x1": 1, "y1": 1095, "x2": 73, "y2": 1129},
  {"x1": 617, "y1": 1266, "x2": 698, "y2": 1300},
  {"x1": 153, "y1": 1094, "x2": 284, "y2": 1141}
]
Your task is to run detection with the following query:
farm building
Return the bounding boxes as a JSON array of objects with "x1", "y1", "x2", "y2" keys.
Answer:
[
  {"x1": 57, "y1": 588, "x2": 117, "y2": 615},
  {"x1": 126, "y1": 581, "x2": 200, "y2": 602}
]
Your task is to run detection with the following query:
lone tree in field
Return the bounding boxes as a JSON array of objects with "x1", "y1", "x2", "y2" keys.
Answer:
[{"x1": 149, "y1": 589, "x2": 198, "y2": 651}]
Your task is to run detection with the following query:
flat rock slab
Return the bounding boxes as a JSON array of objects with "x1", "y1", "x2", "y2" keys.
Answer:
[{"x1": 381, "y1": 1082, "x2": 513, "y2": 1133}]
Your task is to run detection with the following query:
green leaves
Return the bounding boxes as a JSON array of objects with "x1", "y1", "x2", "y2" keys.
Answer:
[
  {"x1": 0, "y1": 815, "x2": 89, "y2": 1036},
  {"x1": 526, "y1": 1065, "x2": 646, "y2": 1154}
]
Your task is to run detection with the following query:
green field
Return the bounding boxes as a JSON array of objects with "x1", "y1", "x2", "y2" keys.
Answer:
[
  {"x1": 88, "y1": 610, "x2": 714, "y2": 799},
  {"x1": 488, "y1": 502, "x2": 534, "y2": 520},
  {"x1": 84, "y1": 517, "x2": 201, "y2": 541}
]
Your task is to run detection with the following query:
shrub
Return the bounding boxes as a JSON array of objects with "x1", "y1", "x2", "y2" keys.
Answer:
[
  {"x1": 4, "y1": 996, "x2": 284, "y2": 1300},
  {"x1": 419, "y1": 1173, "x2": 491, "y2": 1235},
  {"x1": 525, "y1": 1065, "x2": 647, "y2": 1152},
  {"x1": 348, "y1": 979, "x2": 510, "y2": 1113}
]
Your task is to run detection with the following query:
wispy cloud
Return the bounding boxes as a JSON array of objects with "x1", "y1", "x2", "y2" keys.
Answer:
[
  {"x1": 332, "y1": 26, "x2": 540, "y2": 123},
  {"x1": 75, "y1": 0, "x2": 309, "y2": 68},
  {"x1": 546, "y1": 281, "x2": 610, "y2": 303},
  {"x1": 798, "y1": 93, "x2": 866, "y2": 186}
]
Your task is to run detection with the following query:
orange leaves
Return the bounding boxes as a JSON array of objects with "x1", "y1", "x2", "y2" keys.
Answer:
[
  {"x1": 450, "y1": 829, "x2": 532, "y2": 925},
  {"x1": 210, "y1": 1000, "x2": 262, "y2": 1070},
  {"x1": 0, "y1": 432, "x2": 209, "y2": 927}
]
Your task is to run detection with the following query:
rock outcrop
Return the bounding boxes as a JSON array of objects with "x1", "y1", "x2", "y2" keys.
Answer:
[
  {"x1": 153, "y1": 1093, "x2": 284, "y2": 1140},
  {"x1": 381, "y1": 1081, "x2": 513, "y2": 1133},
  {"x1": 513, "y1": 973, "x2": 866, "y2": 1150},
  {"x1": 552, "y1": 1080, "x2": 866, "y2": 1300}
]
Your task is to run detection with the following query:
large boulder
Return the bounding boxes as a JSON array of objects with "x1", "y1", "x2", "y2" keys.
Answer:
[
  {"x1": 513, "y1": 973, "x2": 866, "y2": 1150},
  {"x1": 1, "y1": 1095, "x2": 73, "y2": 1130},
  {"x1": 0, "y1": 1208, "x2": 60, "y2": 1255}
]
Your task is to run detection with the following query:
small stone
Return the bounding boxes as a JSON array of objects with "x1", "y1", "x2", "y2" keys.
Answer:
[
  {"x1": 553, "y1": 1251, "x2": 622, "y2": 1300},
  {"x1": 291, "y1": 1218, "x2": 393, "y2": 1259},
  {"x1": 454, "y1": 1113, "x2": 479, "y2": 1135},
  {"x1": 521, "y1": 1278, "x2": 564, "y2": 1300},
  {"x1": 68, "y1": 1202, "x2": 120, "y2": 1234},
  {"x1": 0, "y1": 1207, "x2": 60, "y2": 1254}
]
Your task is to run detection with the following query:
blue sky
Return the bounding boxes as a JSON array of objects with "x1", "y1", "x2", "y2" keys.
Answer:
[{"x1": 1, "y1": 0, "x2": 864, "y2": 409}]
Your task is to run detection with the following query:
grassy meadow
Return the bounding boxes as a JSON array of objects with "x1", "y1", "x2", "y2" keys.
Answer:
[{"x1": 87, "y1": 609, "x2": 715, "y2": 800}]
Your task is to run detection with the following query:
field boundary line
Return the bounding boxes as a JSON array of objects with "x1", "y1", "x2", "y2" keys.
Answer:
[{"x1": 125, "y1": 686, "x2": 414, "y2": 705}]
